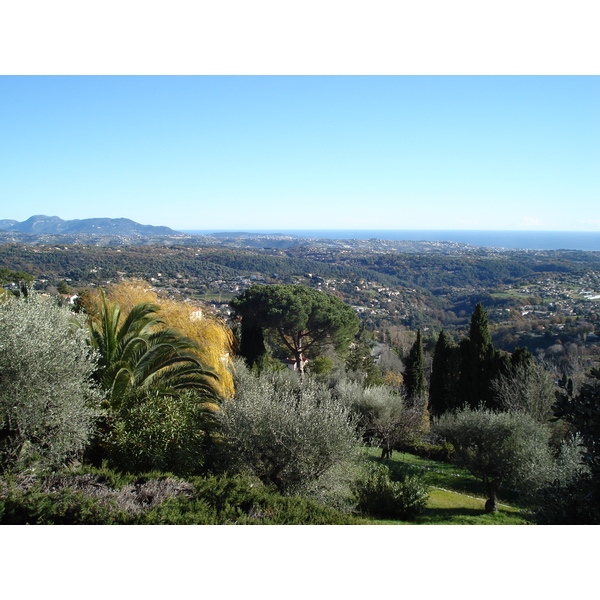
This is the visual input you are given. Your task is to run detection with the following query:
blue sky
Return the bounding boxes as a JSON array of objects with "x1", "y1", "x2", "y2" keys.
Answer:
[{"x1": 1, "y1": 75, "x2": 598, "y2": 232}]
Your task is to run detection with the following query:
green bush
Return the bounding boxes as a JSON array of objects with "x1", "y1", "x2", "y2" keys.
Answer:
[
  {"x1": 0, "y1": 295, "x2": 103, "y2": 473},
  {"x1": 398, "y1": 441, "x2": 455, "y2": 462},
  {"x1": 101, "y1": 390, "x2": 217, "y2": 476},
  {"x1": 0, "y1": 486, "x2": 126, "y2": 525},
  {"x1": 142, "y1": 474, "x2": 363, "y2": 524},
  {"x1": 218, "y1": 365, "x2": 361, "y2": 504},
  {"x1": 0, "y1": 470, "x2": 363, "y2": 525},
  {"x1": 352, "y1": 463, "x2": 429, "y2": 521}
]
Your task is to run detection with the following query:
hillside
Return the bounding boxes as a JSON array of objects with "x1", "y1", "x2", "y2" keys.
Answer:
[{"x1": 0, "y1": 215, "x2": 177, "y2": 236}]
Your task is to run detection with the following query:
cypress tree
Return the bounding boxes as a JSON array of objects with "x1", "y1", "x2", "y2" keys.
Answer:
[
  {"x1": 429, "y1": 330, "x2": 461, "y2": 417},
  {"x1": 459, "y1": 303, "x2": 498, "y2": 409},
  {"x1": 404, "y1": 329, "x2": 426, "y2": 404}
]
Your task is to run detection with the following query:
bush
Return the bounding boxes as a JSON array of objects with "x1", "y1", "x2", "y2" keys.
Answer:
[
  {"x1": 101, "y1": 389, "x2": 217, "y2": 476},
  {"x1": 217, "y1": 363, "x2": 361, "y2": 504},
  {"x1": 0, "y1": 295, "x2": 103, "y2": 473},
  {"x1": 333, "y1": 378, "x2": 428, "y2": 456},
  {"x1": 0, "y1": 470, "x2": 363, "y2": 525},
  {"x1": 435, "y1": 408, "x2": 556, "y2": 511},
  {"x1": 352, "y1": 463, "x2": 429, "y2": 520},
  {"x1": 142, "y1": 474, "x2": 363, "y2": 525},
  {"x1": 398, "y1": 440, "x2": 455, "y2": 462}
]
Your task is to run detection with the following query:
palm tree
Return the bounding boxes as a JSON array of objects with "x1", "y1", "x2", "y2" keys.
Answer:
[{"x1": 88, "y1": 290, "x2": 220, "y2": 408}]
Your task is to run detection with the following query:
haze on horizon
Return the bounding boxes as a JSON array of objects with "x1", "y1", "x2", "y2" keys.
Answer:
[{"x1": 1, "y1": 76, "x2": 598, "y2": 233}]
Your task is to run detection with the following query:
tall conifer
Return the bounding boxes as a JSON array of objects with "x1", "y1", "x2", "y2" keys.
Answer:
[
  {"x1": 429, "y1": 330, "x2": 460, "y2": 417},
  {"x1": 404, "y1": 329, "x2": 426, "y2": 403}
]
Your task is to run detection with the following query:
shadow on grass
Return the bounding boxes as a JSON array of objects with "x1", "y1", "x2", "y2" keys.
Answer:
[
  {"x1": 414, "y1": 506, "x2": 529, "y2": 525},
  {"x1": 364, "y1": 450, "x2": 526, "y2": 509}
]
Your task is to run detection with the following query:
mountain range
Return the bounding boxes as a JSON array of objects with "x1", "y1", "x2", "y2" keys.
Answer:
[{"x1": 0, "y1": 215, "x2": 177, "y2": 236}]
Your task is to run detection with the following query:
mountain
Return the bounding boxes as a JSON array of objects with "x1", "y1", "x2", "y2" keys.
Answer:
[{"x1": 0, "y1": 215, "x2": 178, "y2": 236}]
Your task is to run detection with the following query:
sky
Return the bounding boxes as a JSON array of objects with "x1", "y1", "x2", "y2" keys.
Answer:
[{"x1": 1, "y1": 75, "x2": 598, "y2": 232}]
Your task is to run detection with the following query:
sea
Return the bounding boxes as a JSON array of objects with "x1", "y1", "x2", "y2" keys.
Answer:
[{"x1": 181, "y1": 230, "x2": 600, "y2": 252}]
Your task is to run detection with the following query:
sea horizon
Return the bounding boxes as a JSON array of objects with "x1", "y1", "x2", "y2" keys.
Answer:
[{"x1": 180, "y1": 229, "x2": 600, "y2": 252}]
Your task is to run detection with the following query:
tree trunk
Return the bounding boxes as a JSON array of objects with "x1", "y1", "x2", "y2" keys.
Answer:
[
  {"x1": 295, "y1": 349, "x2": 305, "y2": 375},
  {"x1": 484, "y1": 477, "x2": 501, "y2": 512}
]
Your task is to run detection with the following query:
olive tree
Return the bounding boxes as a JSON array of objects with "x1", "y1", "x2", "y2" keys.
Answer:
[
  {"x1": 217, "y1": 362, "x2": 361, "y2": 506},
  {"x1": 435, "y1": 407, "x2": 555, "y2": 512},
  {"x1": 0, "y1": 296, "x2": 103, "y2": 472},
  {"x1": 334, "y1": 379, "x2": 426, "y2": 459}
]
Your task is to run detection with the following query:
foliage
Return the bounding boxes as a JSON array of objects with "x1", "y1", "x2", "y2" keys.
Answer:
[
  {"x1": 101, "y1": 389, "x2": 218, "y2": 476},
  {"x1": 491, "y1": 359, "x2": 556, "y2": 423},
  {"x1": 435, "y1": 408, "x2": 556, "y2": 512},
  {"x1": 231, "y1": 284, "x2": 360, "y2": 373},
  {"x1": 333, "y1": 378, "x2": 426, "y2": 458},
  {"x1": 459, "y1": 303, "x2": 503, "y2": 409},
  {"x1": 98, "y1": 282, "x2": 235, "y2": 397},
  {"x1": 88, "y1": 289, "x2": 220, "y2": 407},
  {"x1": 0, "y1": 267, "x2": 34, "y2": 285},
  {"x1": 345, "y1": 328, "x2": 384, "y2": 386},
  {"x1": 0, "y1": 485, "x2": 124, "y2": 525},
  {"x1": 352, "y1": 462, "x2": 429, "y2": 520},
  {"x1": 142, "y1": 474, "x2": 363, "y2": 525},
  {"x1": 306, "y1": 355, "x2": 334, "y2": 375},
  {"x1": 217, "y1": 362, "x2": 361, "y2": 504},
  {"x1": 0, "y1": 295, "x2": 102, "y2": 473},
  {"x1": 533, "y1": 367, "x2": 600, "y2": 523},
  {"x1": 0, "y1": 470, "x2": 363, "y2": 525},
  {"x1": 403, "y1": 329, "x2": 426, "y2": 402},
  {"x1": 429, "y1": 330, "x2": 461, "y2": 417},
  {"x1": 398, "y1": 440, "x2": 455, "y2": 462}
]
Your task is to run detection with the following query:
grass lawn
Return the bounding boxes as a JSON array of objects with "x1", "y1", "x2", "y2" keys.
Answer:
[{"x1": 361, "y1": 447, "x2": 531, "y2": 525}]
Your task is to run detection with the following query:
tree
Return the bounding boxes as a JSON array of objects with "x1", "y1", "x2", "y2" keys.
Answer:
[
  {"x1": 0, "y1": 268, "x2": 34, "y2": 286},
  {"x1": 435, "y1": 407, "x2": 555, "y2": 512},
  {"x1": 429, "y1": 330, "x2": 461, "y2": 417},
  {"x1": 403, "y1": 329, "x2": 426, "y2": 403},
  {"x1": 539, "y1": 368, "x2": 600, "y2": 523},
  {"x1": 345, "y1": 327, "x2": 384, "y2": 387},
  {"x1": 0, "y1": 294, "x2": 103, "y2": 472},
  {"x1": 491, "y1": 359, "x2": 556, "y2": 423},
  {"x1": 459, "y1": 303, "x2": 507, "y2": 410},
  {"x1": 218, "y1": 362, "x2": 361, "y2": 505},
  {"x1": 89, "y1": 281, "x2": 235, "y2": 397},
  {"x1": 230, "y1": 284, "x2": 360, "y2": 374},
  {"x1": 88, "y1": 289, "x2": 220, "y2": 407}
]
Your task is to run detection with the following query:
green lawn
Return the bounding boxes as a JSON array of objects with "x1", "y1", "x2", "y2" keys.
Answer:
[{"x1": 361, "y1": 448, "x2": 531, "y2": 525}]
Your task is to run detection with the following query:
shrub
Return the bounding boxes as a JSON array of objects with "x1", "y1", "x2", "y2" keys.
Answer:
[
  {"x1": 435, "y1": 407, "x2": 556, "y2": 512},
  {"x1": 0, "y1": 470, "x2": 362, "y2": 525},
  {"x1": 398, "y1": 440, "x2": 455, "y2": 462},
  {"x1": 102, "y1": 389, "x2": 217, "y2": 476},
  {"x1": 333, "y1": 379, "x2": 427, "y2": 455},
  {"x1": 217, "y1": 363, "x2": 361, "y2": 504},
  {"x1": 141, "y1": 474, "x2": 363, "y2": 525},
  {"x1": 352, "y1": 463, "x2": 429, "y2": 520},
  {"x1": 0, "y1": 295, "x2": 103, "y2": 473}
]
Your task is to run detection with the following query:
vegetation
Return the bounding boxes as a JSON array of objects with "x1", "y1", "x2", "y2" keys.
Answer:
[
  {"x1": 434, "y1": 407, "x2": 566, "y2": 512},
  {"x1": 88, "y1": 289, "x2": 220, "y2": 407},
  {"x1": 0, "y1": 295, "x2": 103, "y2": 473},
  {"x1": 1, "y1": 240, "x2": 599, "y2": 524},
  {"x1": 231, "y1": 284, "x2": 359, "y2": 374},
  {"x1": 352, "y1": 462, "x2": 429, "y2": 520},
  {"x1": 217, "y1": 363, "x2": 361, "y2": 507},
  {"x1": 532, "y1": 368, "x2": 600, "y2": 524}
]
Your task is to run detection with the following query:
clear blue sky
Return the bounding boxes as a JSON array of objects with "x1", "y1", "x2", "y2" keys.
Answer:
[{"x1": 1, "y1": 76, "x2": 598, "y2": 232}]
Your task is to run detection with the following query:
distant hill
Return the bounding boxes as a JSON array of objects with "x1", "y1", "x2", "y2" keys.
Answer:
[{"x1": 0, "y1": 215, "x2": 177, "y2": 236}]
